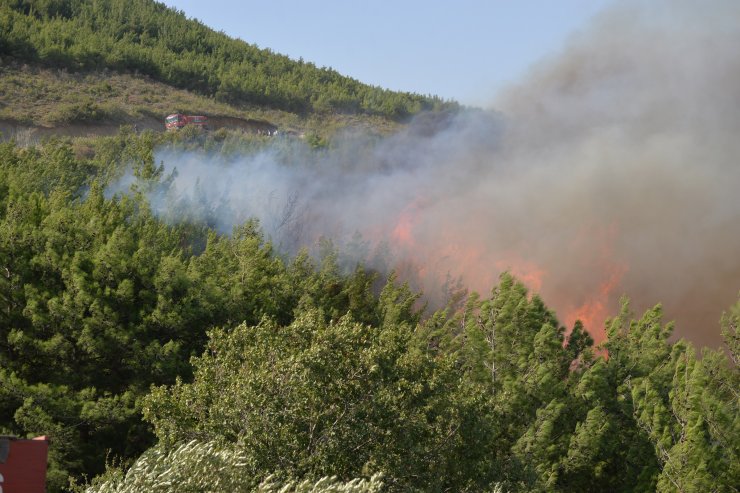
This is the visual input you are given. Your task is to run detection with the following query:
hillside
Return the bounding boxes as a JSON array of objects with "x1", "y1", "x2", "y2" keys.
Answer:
[
  {"x1": 0, "y1": 2, "x2": 737, "y2": 493},
  {"x1": 0, "y1": 61, "x2": 401, "y2": 143},
  {"x1": 0, "y1": 0, "x2": 456, "y2": 123}
]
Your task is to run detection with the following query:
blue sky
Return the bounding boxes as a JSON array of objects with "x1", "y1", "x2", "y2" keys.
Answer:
[{"x1": 159, "y1": 0, "x2": 613, "y2": 106}]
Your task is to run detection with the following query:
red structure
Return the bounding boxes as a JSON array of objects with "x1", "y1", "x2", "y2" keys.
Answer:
[
  {"x1": 0, "y1": 436, "x2": 49, "y2": 493},
  {"x1": 165, "y1": 113, "x2": 208, "y2": 130}
]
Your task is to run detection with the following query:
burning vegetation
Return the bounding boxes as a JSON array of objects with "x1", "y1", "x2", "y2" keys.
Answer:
[{"x1": 0, "y1": 0, "x2": 738, "y2": 492}]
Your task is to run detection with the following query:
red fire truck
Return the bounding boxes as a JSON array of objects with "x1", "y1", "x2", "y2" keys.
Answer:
[
  {"x1": 0, "y1": 436, "x2": 49, "y2": 493},
  {"x1": 165, "y1": 113, "x2": 208, "y2": 130}
]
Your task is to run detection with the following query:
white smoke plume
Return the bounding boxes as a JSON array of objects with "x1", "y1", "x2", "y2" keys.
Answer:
[{"x1": 123, "y1": 0, "x2": 740, "y2": 346}]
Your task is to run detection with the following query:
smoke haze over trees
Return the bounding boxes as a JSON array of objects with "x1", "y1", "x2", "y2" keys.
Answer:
[
  {"x1": 0, "y1": 1, "x2": 738, "y2": 492},
  {"x1": 135, "y1": 0, "x2": 740, "y2": 347}
]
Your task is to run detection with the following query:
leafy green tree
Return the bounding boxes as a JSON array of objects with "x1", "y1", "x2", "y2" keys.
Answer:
[
  {"x1": 721, "y1": 294, "x2": 739, "y2": 366},
  {"x1": 2, "y1": 130, "x2": 738, "y2": 493},
  {"x1": 142, "y1": 305, "x2": 490, "y2": 492},
  {"x1": 631, "y1": 342, "x2": 739, "y2": 492}
]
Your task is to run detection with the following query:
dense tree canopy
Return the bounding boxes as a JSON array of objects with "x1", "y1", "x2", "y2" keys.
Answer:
[
  {"x1": 0, "y1": 129, "x2": 738, "y2": 492},
  {"x1": 1, "y1": 3, "x2": 736, "y2": 492},
  {"x1": 0, "y1": 130, "x2": 406, "y2": 490},
  {"x1": 0, "y1": 111, "x2": 737, "y2": 493}
]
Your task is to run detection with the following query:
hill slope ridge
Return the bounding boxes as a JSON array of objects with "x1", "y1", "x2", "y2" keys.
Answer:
[{"x1": 1, "y1": 0, "x2": 456, "y2": 120}]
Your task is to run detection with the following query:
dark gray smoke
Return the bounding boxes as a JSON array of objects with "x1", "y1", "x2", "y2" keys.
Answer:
[
  {"x1": 116, "y1": 0, "x2": 740, "y2": 346},
  {"x1": 487, "y1": 0, "x2": 740, "y2": 344}
]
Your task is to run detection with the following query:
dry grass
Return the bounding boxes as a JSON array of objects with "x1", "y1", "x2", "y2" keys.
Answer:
[{"x1": 0, "y1": 62, "x2": 400, "y2": 137}]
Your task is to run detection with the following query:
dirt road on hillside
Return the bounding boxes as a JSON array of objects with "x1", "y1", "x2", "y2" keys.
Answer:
[
  {"x1": 0, "y1": 115, "x2": 279, "y2": 145},
  {"x1": 0, "y1": 116, "x2": 161, "y2": 145}
]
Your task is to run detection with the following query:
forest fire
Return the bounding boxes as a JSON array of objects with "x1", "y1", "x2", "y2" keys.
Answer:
[
  {"x1": 4, "y1": 1, "x2": 739, "y2": 491},
  {"x1": 561, "y1": 262, "x2": 626, "y2": 344},
  {"x1": 140, "y1": 0, "x2": 740, "y2": 350},
  {"x1": 391, "y1": 203, "x2": 420, "y2": 249},
  {"x1": 558, "y1": 224, "x2": 628, "y2": 343},
  {"x1": 385, "y1": 206, "x2": 626, "y2": 343}
]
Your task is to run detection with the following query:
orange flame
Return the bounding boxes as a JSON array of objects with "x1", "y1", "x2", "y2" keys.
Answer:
[
  {"x1": 560, "y1": 223, "x2": 627, "y2": 344},
  {"x1": 495, "y1": 253, "x2": 546, "y2": 293},
  {"x1": 391, "y1": 207, "x2": 417, "y2": 248},
  {"x1": 380, "y1": 199, "x2": 626, "y2": 346},
  {"x1": 565, "y1": 264, "x2": 626, "y2": 343}
]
